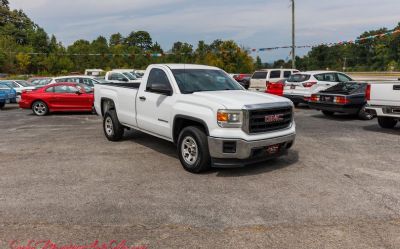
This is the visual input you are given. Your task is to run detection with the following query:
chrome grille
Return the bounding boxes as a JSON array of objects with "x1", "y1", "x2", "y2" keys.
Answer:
[{"x1": 243, "y1": 102, "x2": 293, "y2": 134}]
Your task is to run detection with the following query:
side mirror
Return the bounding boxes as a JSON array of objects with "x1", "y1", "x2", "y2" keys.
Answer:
[{"x1": 150, "y1": 83, "x2": 172, "y2": 96}]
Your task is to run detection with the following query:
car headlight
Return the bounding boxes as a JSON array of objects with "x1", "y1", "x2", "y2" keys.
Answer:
[{"x1": 217, "y1": 110, "x2": 243, "y2": 128}]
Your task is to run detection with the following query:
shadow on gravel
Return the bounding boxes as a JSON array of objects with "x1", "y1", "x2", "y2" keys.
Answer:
[
  {"x1": 363, "y1": 124, "x2": 400, "y2": 135},
  {"x1": 0, "y1": 104, "x2": 20, "y2": 111},
  {"x1": 310, "y1": 113, "x2": 365, "y2": 122},
  {"x1": 122, "y1": 129, "x2": 300, "y2": 176},
  {"x1": 124, "y1": 129, "x2": 178, "y2": 159},
  {"x1": 211, "y1": 150, "x2": 299, "y2": 177}
]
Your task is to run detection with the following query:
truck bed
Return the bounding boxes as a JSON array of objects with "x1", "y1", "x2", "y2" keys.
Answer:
[{"x1": 369, "y1": 82, "x2": 400, "y2": 107}]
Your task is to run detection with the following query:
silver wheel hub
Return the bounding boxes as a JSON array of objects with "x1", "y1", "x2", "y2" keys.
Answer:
[
  {"x1": 105, "y1": 117, "x2": 114, "y2": 136},
  {"x1": 181, "y1": 136, "x2": 198, "y2": 165},
  {"x1": 33, "y1": 102, "x2": 46, "y2": 115}
]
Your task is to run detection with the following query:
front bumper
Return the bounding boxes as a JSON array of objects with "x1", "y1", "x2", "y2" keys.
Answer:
[{"x1": 208, "y1": 133, "x2": 296, "y2": 167}]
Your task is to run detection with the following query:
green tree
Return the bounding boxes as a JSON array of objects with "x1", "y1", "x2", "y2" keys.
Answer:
[
  {"x1": 254, "y1": 56, "x2": 263, "y2": 69},
  {"x1": 15, "y1": 52, "x2": 31, "y2": 73},
  {"x1": 110, "y1": 33, "x2": 123, "y2": 47}
]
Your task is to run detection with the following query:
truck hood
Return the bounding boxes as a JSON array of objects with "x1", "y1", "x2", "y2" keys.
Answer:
[{"x1": 193, "y1": 90, "x2": 292, "y2": 109}]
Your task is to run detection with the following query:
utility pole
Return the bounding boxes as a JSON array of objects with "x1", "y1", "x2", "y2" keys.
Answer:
[{"x1": 291, "y1": 0, "x2": 296, "y2": 69}]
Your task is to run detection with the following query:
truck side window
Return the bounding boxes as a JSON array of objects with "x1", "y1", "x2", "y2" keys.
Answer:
[{"x1": 147, "y1": 68, "x2": 172, "y2": 92}]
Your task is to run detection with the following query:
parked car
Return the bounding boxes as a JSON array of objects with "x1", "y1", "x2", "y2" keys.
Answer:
[
  {"x1": 234, "y1": 74, "x2": 252, "y2": 82},
  {"x1": 366, "y1": 82, "x2": 400, "y2": 128},
  {"x1": 237, "y1": 76, "x2": 250, "y2": 90},
  {"x1": 308, "y1": 82, "x2": 373, "y2": 120},
  {"x1": 85, "y1": 69, "x2": 104, "y2": 76},
  {"x1": 95, "y1": 64, "x2": 296, "y2": 173},
  {"x1": 0, "y1": 83, "x2": 16, "y2": 108},
  {"x1": 49, "y1": 75, "x2": 102, "y2": 89},
  {"x1": 266, "y1": 79, "x2": 287, "y2": 96},
  {"x1": 104, "y1": 70, "x2": 141, "y2": 83},
  {"x1": 0, "y1": 80, "x2": 37, "y2": 101},
  {"x1": 29, "y1": 77, "x2": 52, "y2": 86},
  {"x1": 283, "y1": 71, "x2": 353, "y2": 106},
  {"x1": 19, "y1": 83, "x2": 94, "y2": 116},
  {"x1": 250, "y1": 69, "x2": 299, "y2": 91}
]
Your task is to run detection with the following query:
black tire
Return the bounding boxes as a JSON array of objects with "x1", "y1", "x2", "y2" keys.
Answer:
[
  {"x1": 177, "y1": 126, "x2": 211, "y2": 173},
  {"x1": 0, "y1": 102, "x2": 5, "y2": 109},
  {"x1": 358, "y1": 104, "x2": 374, "y2": 120},
  {"x1": 32, "y1": 101, "x2": 48, "y2": 116},
  {"x1": 378, "y1": 117, "x2": 398, "y2": 129},
  {"x1": 322, "y1": 110, "x2": 335, "y2": 116},
  {"x1": 103, "y1": 110, "x2": 124, "y2": 141}
]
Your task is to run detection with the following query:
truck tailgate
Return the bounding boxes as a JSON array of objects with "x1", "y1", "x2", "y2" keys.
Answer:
[{"x1": 370, "y1": 83, "x2": 400, "y2": 106}]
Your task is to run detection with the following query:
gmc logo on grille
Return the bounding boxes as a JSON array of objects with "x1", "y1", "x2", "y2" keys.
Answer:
[{"x1": 265, "y1": 114, "x2": 284, "y2": 123}]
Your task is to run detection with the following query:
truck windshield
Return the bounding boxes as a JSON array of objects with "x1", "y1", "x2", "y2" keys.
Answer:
[{"x1": 172, "y1": 69, "x2": 243, "y2": 94}]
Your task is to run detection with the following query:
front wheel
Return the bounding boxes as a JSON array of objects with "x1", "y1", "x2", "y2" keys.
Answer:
[
  {"x1": 32, "y1": 101, "x2": 48, "y2": 116},
  {"x1": 177, "y1": 126, "x2": 211, "y2": 173},
  {"x1": 103, "y1": 110, "x2": 124, "y2": 141},
  {"x1": 378, "y1": 117, "x2": 398, "y2": 129}
]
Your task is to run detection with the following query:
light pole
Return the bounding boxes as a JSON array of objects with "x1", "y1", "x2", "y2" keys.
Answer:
[{"x1": 291, "y1": 0, "x2": 296, "y2": 69}]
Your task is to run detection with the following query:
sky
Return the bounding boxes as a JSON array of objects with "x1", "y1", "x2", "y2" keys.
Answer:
[{"x1": 9, "y1": 0, "x2": 400, "y2": 62}]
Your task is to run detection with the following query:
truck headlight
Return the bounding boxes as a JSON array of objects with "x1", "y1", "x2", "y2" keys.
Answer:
[{"x1": 217, "y1": 110, "x2": 243, "y2": 128}]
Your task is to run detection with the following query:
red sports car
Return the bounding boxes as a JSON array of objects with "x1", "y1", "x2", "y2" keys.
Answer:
[{"x1": 19, "y1": 82, "x2": 94, "y2": 116}]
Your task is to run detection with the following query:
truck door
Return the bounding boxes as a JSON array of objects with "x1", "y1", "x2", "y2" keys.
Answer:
[{"x1": 136, "y1": 68, "x2": 174, "y2": 139}]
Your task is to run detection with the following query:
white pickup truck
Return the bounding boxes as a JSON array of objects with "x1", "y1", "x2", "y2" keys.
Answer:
[
  {"x1": 366, "y1": 82, "x2": 400, "y2": 128},
  {"x1": 94, "y1": 64, "x2": 296, "y2": 173}
]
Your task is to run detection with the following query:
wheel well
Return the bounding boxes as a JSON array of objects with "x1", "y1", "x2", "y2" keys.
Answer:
[
  {"x1": 101, "y1": 98, "x2": 115, "y2": 116},
  {"x1": 173, "y1": 116, "x2": 209, "y2": 144}
]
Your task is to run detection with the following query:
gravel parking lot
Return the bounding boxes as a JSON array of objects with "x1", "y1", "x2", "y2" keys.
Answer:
[{"x1": 1, "y1": 104, "x2": 400, "y2": 248}]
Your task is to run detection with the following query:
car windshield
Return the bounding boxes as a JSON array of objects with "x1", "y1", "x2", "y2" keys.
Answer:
[
  {"x1": 172, "y1": 69, "x2": 243, "y2": 94},
  {"x1": 323, "y1": 82, "x2": 364, "y2": 93},
  {"x1": 16, "y1": 80, "x2": 33, "y2": 87},
  {"x1": 123, "y1": 72, "x2": 137, "y2": 80},
  {"x1": 287, "y1": 74, "x2": 311, "y2": 82}
]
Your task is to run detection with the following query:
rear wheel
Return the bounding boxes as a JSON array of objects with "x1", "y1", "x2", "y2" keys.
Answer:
[
  {"x1": 32, "y1": 101, "x2": 48, "y2": 116},
  {"x1": 322, "y1": 110, "x2": 335, "y2": 116},
  {"x1": 358, "y1": 104, "x2": 374, "y2": 120},
  {"x1": 177, "y1": 126, "x2": 211, "y2": 173},
  {"x1": 103, "y1": 110, "x2": 124, "y2": 141},
  {"x1": 378, "y1": 117, "x2": 397, "y2": 129}
]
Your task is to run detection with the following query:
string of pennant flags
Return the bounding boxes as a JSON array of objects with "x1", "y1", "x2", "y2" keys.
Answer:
[
  {"x1": 248, "y1": 29, "x2": 400, "y2": 53},
  {"x1": 4, "y1": 29, "x2": 400, "y2": 57}
]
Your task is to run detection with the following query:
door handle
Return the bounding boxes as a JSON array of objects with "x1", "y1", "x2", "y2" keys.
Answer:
[{"x1": 139, "y1": 96, "x2": 146, "y2": 101}]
